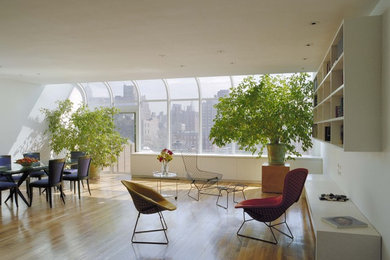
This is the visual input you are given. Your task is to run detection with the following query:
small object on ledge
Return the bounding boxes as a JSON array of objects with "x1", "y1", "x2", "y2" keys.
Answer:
[
  {"x1": 322, "y1": 216, "x2": 368, "y2": 229},
  {"x1": 319, "y1": 193, "x2": 349, "y2": 202}
]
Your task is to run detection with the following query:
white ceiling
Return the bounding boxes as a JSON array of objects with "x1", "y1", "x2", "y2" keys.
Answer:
[{"x1": 0, "y1": 0, "x2": 378, "y2": 84}]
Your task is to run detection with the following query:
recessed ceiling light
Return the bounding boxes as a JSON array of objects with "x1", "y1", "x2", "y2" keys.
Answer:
[
  {"x1": 217, "y1": 50, "x2": 224, "y2": 54},
  {"x1": 303, "y1": 57, "x2": 308, "y2": 60},
  {"x1": 159, "y1": 54, "x2": 166, "y2": 58},
  {"x1": 180, "y1": 65, "x2": 185, "y2": 68},
  {"x1": 306, "y1": 43, "x2": 312, "y2": 47},
  {"x1": 311, "y1": 21, "x2": 319, "y2": 25},
  {"x1": 230, "y1": 62, "x2": 235, "y2": 65}
]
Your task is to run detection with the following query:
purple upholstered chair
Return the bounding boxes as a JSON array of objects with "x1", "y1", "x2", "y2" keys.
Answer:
[
  {"x1": 23, "y1": 152, "x2": 46, "y2": 179},
  {"x1": 29, "y1": 159, "x2": 66, "y2": 208},
  {"x1": 62, "y1": 156, "x2": 92, "y2": 199},
  {"x1": 235, "y1": 168, "x2": 308, "y2": 244},
  {"x1": 0, "y1": 181, "x2": 19, "y2": 206},
  {"x1": 63, "y1": 151, "x2": 86, "y2": 175}
]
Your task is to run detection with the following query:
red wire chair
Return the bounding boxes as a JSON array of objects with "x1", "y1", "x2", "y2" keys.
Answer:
[{"x1": 235, "y1": 168, "x2": 308, "y2": 244}]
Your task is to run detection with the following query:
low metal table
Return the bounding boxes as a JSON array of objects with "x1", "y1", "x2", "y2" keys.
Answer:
[
  {"x1": 153, "y1": 172, "x2": 178, "y2": 200},
  {"x1": 216, "y1": 183, "x2": 247, "y2": 209}
]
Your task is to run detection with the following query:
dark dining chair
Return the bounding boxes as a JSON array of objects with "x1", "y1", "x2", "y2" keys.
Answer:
[
  {"x1": 23, "y1": 152, "x2": 47, "y2": 194},
  {"x1": 235, "y1": 168, "x2": 308, "y2": 244},
  {"x1": 62, "y1": 156, "x2": 92, "y2": 199},
  {"x1": 0, "y1": 155, "x2": 22, "y2": 183},
  {"x1": 29, "y1": 158, "x2": 66, "y2": 208},
  {"x1": 0, "y1": 155, "x2": 12, "y2": 181},
  {"x1": 23, "y1": 152, "x2": 46, "y2": 179},
  {"x1": 0, "y1": 181, "x2": 19, "y2": 207},
  {"x1": 63, "y1": 151, "x2": 86, "y2": 175}
]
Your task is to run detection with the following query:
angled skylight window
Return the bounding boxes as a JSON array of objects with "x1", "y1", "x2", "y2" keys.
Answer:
[
  {"x1": 136, "y1": 79, "x2": 167, "y2": 101},
  {"x1": 81, "y1": 82, "x2": 111, "y2": 109},
  {"x1": 166, "y1": 78, "x2": 198, "y2": 99},
  {"x1": 198, "y1": 76, "x2": 231, "y2": 99}
]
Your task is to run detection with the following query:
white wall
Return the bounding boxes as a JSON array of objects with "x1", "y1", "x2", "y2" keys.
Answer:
[
  {"x1": 0, "y1": 79, "x2": 81, "y2": 161},
  {"x1": 322, "y1": 6, "x2": 390, "y2": 260},
  {"x1": 131, "y1": 153, "x2": 322, "y2": 182}
]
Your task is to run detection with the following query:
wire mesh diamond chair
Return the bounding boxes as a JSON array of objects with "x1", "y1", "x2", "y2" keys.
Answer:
[
  {"x1": 121, "y1": 180, "x2": 177, "y2": 244},
  {"x1": 235, "y1": 168, "x2": 308, "y2": 244},
  {"x1": 181, "y1": 153, "x2": 223, "y2": 201}
]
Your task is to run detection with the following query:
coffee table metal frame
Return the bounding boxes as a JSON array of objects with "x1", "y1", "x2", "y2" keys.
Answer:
[
  {"x1": 216, "y1": 184, "x2": 247, "y2": 209},
  {"x1": 153, "y1": 172, "x2": 178, "y2": 200}
]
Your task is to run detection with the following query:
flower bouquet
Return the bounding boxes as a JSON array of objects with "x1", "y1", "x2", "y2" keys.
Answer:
[
  {"x1": 157, "y1": 149, "x2": 173, "y2": 175},
  {"x1": 16, "y1": 157, "x2": 38, "y2": 167}
]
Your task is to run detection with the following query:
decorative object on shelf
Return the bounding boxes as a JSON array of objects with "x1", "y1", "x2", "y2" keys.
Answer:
[
  {"x1": 157, "y1": 149, "x2": 173, "y2": 175},
  {"x1": 209, "y1": 73, "x2": 313, "y2": 165},
  {"x1": 41, "y1": 99, "x2": 127, "y2": 178},
  {"x1": 322, "y1": 216, "x2": 367, "y2": 229},
  {"x1": 16, "y1": 157, "x2": 38, "y2": 167},
  {"x1": 319, "y1": 193, "x2": 349, "y2": 202}
]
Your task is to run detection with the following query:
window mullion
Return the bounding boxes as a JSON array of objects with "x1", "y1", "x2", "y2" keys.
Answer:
[
  {"x1": 195, "y1": 77, "x2": 202, "y2": 153},
  {"x1": 163, "y1": 79, "x2": 171, "y2": 150}
]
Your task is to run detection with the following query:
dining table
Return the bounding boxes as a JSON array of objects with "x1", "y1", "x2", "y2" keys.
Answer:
[{"x1": 0, "y1": 162, "x2": 48, "y2": 206}]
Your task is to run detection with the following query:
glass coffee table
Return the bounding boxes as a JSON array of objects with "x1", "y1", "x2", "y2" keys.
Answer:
[{"x1": 153, "y1": 172, "x2": 178, "y2": 200}]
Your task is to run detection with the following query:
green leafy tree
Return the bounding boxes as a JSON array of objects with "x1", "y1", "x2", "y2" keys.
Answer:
[
  {"x1": 210, "y1": 73, "x2": 313, "y2": 159},
  {"x1": 41, "y1": 100, "x2": 127, "y2": 169}
]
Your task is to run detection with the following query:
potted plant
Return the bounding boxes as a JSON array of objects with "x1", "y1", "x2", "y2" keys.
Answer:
[
  {"x1": 41, "y1": 99, "x2": 127, "y2": 178},
  {"x1": 209, "y1": 73, "x2": 313, "y2": 165}
]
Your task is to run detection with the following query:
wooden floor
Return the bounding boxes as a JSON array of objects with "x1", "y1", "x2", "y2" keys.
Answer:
[{"x1": 0, "y1": 173, "x2": 315, "y2": 260}]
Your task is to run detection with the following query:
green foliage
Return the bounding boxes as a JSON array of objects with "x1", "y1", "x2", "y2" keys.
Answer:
[
  {"x1": 41, "y1": 100, "x2": 127, "y2": 168},
  {"x1": 209, "y1": 73, "x2": 313, "y2": 158}
]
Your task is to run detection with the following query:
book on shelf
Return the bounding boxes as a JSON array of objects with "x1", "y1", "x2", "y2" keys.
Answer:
[
  {"x1": 325, "y1": 126, "x2": 331, "y2": 141},
  {"x1": 335, "y1": 106, "x2": 343, "y2": 117},
  {"x1": 326, "y1": 61, "x2": 331, "y2": 74},
  {"x1": 322, "y1": 216, "x2": 368, "y2": 229}
]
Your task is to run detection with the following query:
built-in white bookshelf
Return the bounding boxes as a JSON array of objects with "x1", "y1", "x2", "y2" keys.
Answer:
[{"x1": 313, "y1": 16, "x2": 382, "y2": 151}]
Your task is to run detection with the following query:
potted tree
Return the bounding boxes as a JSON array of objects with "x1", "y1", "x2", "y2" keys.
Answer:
[
  {"x1": 209, "y1": 73, "x2": 313, "y2": 165},
  {"x1": 42, "y1": 99, "x2": 127, "y2": 178}
]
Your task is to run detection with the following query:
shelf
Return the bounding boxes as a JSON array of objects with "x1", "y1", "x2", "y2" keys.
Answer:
[
  {"x1": 314, "y1": 117, "x2": 344, "y2": 124},
  {"x1": 312, "y1": 16, "x2": 381, "y2": 151},
  {"x1": 314, "y1": 85, "x2": 343, "y2": 109}
]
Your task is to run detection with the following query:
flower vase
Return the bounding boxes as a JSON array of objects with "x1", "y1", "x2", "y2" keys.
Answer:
[{"x1": 161, "y1": 162, "x2": 169, "y2": 175}]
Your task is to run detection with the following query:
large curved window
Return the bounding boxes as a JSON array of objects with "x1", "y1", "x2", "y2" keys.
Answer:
[{"x1": 75, "y1": 73, "x2": 317, "y2": 156}]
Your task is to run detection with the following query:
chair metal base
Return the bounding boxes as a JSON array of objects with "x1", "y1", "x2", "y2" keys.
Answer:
[
  {"x1": 237, "y1": 212, "x2": 293, "y2": 245},
  {"x1": 131, "y1": 212, "x2": 170, "y2": 245},
  {"x1": 187, "y1": 178, "x2": 220, "y2": 201}
]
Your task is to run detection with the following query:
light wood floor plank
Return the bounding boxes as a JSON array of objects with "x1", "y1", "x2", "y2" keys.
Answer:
[{"x1": 0, "y1": 173, "x2": 315, "y2": 260}]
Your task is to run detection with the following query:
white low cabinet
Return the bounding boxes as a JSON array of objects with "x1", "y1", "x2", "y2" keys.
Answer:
[{"x1": 305, "y1": 174, "x2": 381, "y2": 260}]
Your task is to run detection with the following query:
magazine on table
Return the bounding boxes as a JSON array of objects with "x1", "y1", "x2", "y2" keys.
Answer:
[{"x1": 322, "y1": 216, "x2": 368, "y2": 229}]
